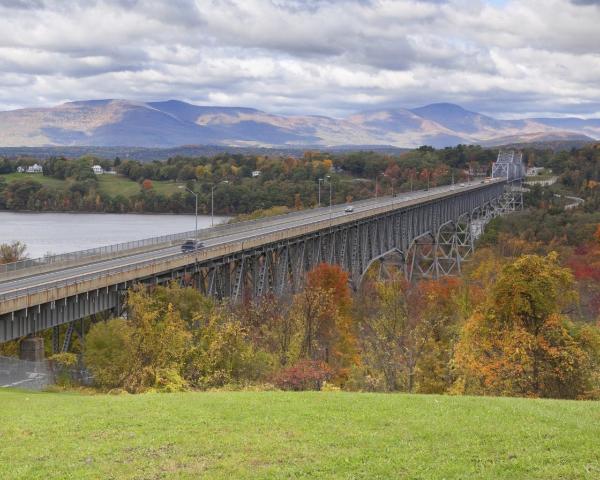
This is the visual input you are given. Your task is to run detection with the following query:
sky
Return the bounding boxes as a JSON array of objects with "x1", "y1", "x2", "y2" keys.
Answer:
[{"x1": 0, "y1": 0, "x2": 599, "y2": 118}]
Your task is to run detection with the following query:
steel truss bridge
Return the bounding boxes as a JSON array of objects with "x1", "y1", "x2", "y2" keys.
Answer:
[{"x1": 0, "y1": 153, "x2": 524, "y2": 347}]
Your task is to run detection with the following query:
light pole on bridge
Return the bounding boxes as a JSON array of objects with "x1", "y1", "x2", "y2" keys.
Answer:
[{"x1": 318, "y1": 178, "x2": 324, "y2": 207}]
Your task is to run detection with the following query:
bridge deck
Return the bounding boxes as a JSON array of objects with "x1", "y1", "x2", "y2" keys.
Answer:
[{"x1": 0, "y1": 180, "x2": 504, "y2": 318}]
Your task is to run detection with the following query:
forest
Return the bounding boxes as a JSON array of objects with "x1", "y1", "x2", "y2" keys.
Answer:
[{"x1": 0, "y1": 145, "x2": 491, "y2": 214}]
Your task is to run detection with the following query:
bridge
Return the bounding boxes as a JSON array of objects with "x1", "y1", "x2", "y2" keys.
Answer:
[{"x1": 0, "y1": 152, "x2": 525, "y2": 349}]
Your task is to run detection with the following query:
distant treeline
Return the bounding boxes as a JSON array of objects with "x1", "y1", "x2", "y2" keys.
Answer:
[{"x1": 0, "y1": 145, "x2": 522, "y2": 214}]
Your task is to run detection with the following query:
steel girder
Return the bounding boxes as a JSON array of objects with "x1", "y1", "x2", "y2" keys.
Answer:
[
  {"x1": 189, "y1": 183, "x2": 507, "y2": 296},
  {"x1": 0, "y1": 182, "x2": 509, "y2": 343}
]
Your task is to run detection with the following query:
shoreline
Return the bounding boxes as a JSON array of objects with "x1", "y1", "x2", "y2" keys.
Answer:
[{"x1": 0, "y1": 209, "x2": 231, "y2": 217}]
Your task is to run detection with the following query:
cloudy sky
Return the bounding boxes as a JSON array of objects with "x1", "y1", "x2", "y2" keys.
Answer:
[{"x1": 0, "y1": 0, "x2": 599, "y2": 118}]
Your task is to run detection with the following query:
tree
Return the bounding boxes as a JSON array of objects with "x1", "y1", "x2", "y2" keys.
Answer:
[
  {"x1": 0, "y1": 241, "x2": 27, "y2": 264},
  {"x1": 454, "y1": 253, "x2": 599, "y2": 398},
  {"x1": 84, "y1": 286, "x2": 191, "y2": 392},
  {"x1": 84, "y1": 318, "x2": 134, "y2": 389},
  {"x1": 304, "y1": 264, "x2": 358, "y2": 379},
  {"x1": 307, "y1": 263, "x2": 351, "y2": 313},
  {"x1": 356, "y1": 275, "x2": 461, "y2": 393},
  {"x1": 142, "y1": 179, "x2": 153, "y2": 190}
]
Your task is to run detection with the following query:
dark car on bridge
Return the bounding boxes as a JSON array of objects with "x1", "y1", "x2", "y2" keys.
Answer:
[{"x1": 181, "y1": 239, "x2": 204, "y2": 253}]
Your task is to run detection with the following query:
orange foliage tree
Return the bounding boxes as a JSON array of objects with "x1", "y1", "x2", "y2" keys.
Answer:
[
  {"x1": 299, "y1": 263, "x2": 358, "y2": 380},
  {"x1": 454, "y1": 253, "x2": 600, "y2": 399}
]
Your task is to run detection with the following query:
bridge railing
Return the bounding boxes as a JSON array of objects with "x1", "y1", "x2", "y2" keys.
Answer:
[
  {"x1": 0, "y1": 182, "x2": 506, "y2": 305},
  {"x1": 0, "y1": 229, "x2": 200, "y2": 275},
  {"x1": 0, "y1": 193, "x2": 405, "y2": 277}
]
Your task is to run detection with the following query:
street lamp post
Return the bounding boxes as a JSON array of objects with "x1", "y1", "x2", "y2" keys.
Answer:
[
  {"x1": 318, "y1": 178, "x2": 324, "y2": 207},
  {"x1": 178, "y1": 186, "x2": 198, "y2": 240},
  {"x1": 325, "y1": 175, "x2": 332, "y2": 210}
]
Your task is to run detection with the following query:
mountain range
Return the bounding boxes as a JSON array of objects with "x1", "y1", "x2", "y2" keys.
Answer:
[{"x1": 0, "y1": 99, "x2": 598, "y2": 149}]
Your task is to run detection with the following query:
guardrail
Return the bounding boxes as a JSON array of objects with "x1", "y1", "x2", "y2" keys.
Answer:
[
  {"x1": 0, "y1": 229, "x2": 198, "y2": 274},
  {"x1": 0, "y1": 204, "x2": 363, "y2": 276},
  {"x1": 0, "y1": 180, "x2": 505, "y2": 306},
  {"x1": 0, "y1": 195, "x2": 400, "y2": 277}
]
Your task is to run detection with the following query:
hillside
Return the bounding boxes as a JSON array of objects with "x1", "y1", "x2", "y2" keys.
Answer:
[
  {"x1": 0, "y1": 390, "x2": 597, "y2": 479},
  {"x1": 0, "y1": 99, "x2": 597, "y2": 149}
]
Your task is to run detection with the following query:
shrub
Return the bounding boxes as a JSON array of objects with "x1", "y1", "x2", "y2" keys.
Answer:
[
  {"x1": 184, "y1": 314, "x2": 274, "y2": 389},
  {"x1": 273, "y1": 359, "x2": 333, "y2": 391},
  {"x1": 84, "y1": 319, "x2": 133, "y2": 390},
  {"x1": 49, "y1": 352, "x2": 79, "y2": 387}
]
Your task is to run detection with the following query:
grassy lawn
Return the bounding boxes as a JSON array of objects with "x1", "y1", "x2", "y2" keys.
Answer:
[
  {"x1": 0, "y1": 391, "x2": 598, "y2": 479},
  {"x1": 97, "y1": 175, "x2": 182, "y2": 196},
  {"x1": 0, "y1": 172, "x2": 67, "y2": 188},
  {"x1": 151, "y1": 179, "x2": 185, "y2": 195},
  {"x1": 96, "y1": 174, "x2": 142, "y2": 196},
  {"x1": 0, "y1": 172, "x2": 183, "y2": 198}
]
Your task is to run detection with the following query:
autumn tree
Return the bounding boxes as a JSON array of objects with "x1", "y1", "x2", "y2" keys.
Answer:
[
  {"x1": 356, "y1": 275, "x2": 461, "y2": 392},
  {"x1": 305, "y1": 263, "x2": 358, "y2": 378},
  {"x1": 454, "y1": 253, "x2": 600, "y2": 399},
  {"x1": 233, "y1": 293, "x2": 296, "y2": 367},
  {"x1": 141, "y1": 179, "x2": 153, "y2": 190},
  {"x1": 85, "y1": 285, "x2": 190, "y2": 392},
  {"x1": 0, "y1": 241, "x2": 27, "y2": 264}
]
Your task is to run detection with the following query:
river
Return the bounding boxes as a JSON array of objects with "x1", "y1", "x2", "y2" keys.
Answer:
[{"x1": 0, "y1": 212, "x2": 229, "y2": 258}]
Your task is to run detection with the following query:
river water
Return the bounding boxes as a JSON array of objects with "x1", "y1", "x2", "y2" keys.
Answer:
[{"x1": 0, "y1": 212, "x2": 228, "y2": 258}]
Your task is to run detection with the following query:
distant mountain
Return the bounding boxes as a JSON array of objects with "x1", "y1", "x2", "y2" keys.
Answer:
[
  {"x1": 0, "y1": 99, "x2": 598, "y2": 149},
  {"x1": 481, "y1": 131, "x2": 596, "y2": 148}
]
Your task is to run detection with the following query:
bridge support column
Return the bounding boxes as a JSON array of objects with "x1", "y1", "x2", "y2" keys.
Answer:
[
  {"x1": 406, "y1": 217, "x2": 474, "y2": 281},
  {"x1": 20, "y1": 337, "x2": 45, "y2": 362},
  {"x1": 52, "y1": 326, "x2": 60, "y2": 354}
]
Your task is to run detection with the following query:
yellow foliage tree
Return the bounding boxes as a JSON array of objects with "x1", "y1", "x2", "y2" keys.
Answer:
[{"x1": 454, "y1": 253, "x2": 599, "y2": 398}]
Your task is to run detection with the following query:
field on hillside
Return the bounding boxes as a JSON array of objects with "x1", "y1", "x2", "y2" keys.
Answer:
[
  {"x1": 0, "y1": 172, "x2": 183, "y2": 197},
  {"x1": 0, "y1": 390, "x2": 598, "y2": 480},
  {"x1": 0, "y1": 172, "x2": 66, "y2": 188}
]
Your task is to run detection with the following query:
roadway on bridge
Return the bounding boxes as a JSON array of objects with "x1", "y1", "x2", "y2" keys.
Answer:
[{"x1": 0, "y1": 182, "x2": 488, "y2": 302}]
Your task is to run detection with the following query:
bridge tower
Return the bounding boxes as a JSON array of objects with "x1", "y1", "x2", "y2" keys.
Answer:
[
  {"x1": 491, "y1": 149, "x2": 525, "y2": 211},
  {"x1": 406, "y1": 150, "x2": 525, "y2": 281}
]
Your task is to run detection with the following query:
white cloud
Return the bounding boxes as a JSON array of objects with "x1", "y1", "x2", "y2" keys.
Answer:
[{"x1": 0, "y1": 0, "x2": 598, "y2": 117}]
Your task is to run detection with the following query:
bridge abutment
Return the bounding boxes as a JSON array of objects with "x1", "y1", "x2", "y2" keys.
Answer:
[{"x1": 19, "y1": 337, "x2": 45, "y2": 362}]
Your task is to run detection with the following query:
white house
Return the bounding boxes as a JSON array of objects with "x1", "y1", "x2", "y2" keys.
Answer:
[
  {"x1": 251, "y1": 170, "x2": 261, "y2": 177},
  {"x1": 16, "y1": 166, "x2": 24, "y2": 173},
  {"x1": 91, "y1": 165, "x2": 104, "y2": 175},
  {"x1": 526, "y1": 166, "x2": 547, "y2": 176},
  {"x1": 26, "y1": 164, "x2": 43, "y2": 173}
]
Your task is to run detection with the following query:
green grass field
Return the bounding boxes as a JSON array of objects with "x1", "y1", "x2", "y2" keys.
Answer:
[
  {"x1": 0, "y1": 172, "x2": 67, "y2": 188},
  {"x1": 96, "y1": 174, "x2": 141, "y2": 196},
  {"x1": 0, "y1": 390, "x2": 598, "y2": 479},
  {"x1": 0, "y1": 172, "x2": 183, "y2": 198},
  {"x1": 148, "y1": 179, "x2": 185, "y2": 195},
  {"x1": 97, "y1": 175, "x2": 184, "y2": 196}
]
